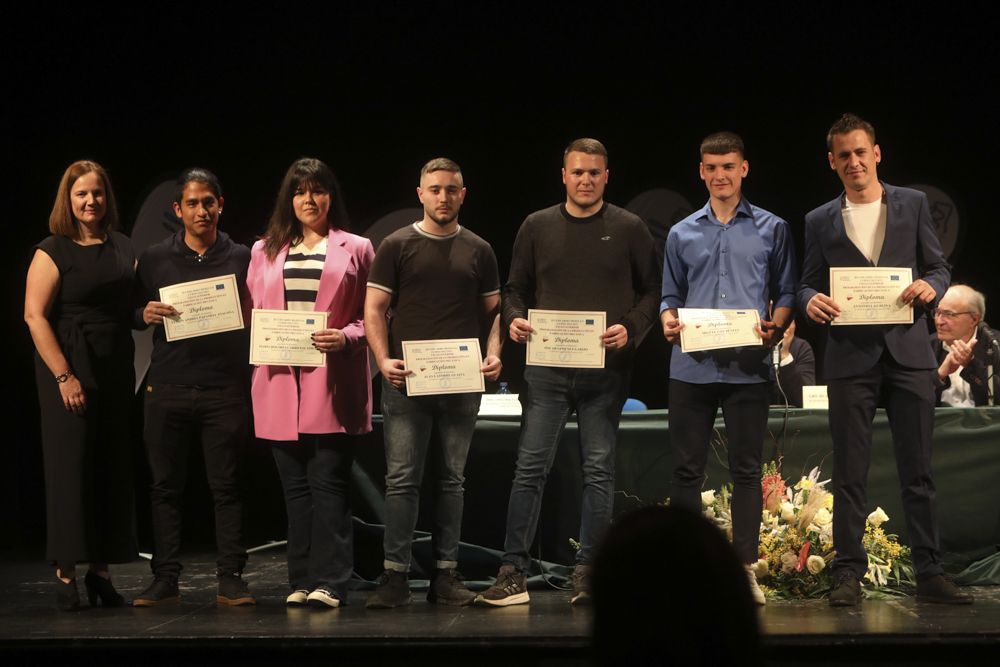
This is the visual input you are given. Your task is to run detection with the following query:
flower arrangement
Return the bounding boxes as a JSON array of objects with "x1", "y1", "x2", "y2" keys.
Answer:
[{"x1": 701, "y1": 462, "x2": 916, "y2": 600}]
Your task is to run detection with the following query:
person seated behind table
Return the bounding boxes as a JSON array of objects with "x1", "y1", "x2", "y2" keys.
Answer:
[
  {"x1": 932, "y1": 284, "x2": 999, "y2": 407},
  {"x1": 771, "y1": 319, "x2": 816, "y2": 407}
]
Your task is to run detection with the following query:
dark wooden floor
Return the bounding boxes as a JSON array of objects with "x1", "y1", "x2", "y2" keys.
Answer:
[{"x1": 2, "y1": 551, "x2": 998, "y2": 666}]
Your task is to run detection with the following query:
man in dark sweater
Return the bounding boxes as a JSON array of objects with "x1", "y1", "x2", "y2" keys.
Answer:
[
  {"x1": 132, "y1": 168, "x2": 254, "y2": 607},
  {"x1": 478, "y1": 138, "x2": 660, "y2": 606}
]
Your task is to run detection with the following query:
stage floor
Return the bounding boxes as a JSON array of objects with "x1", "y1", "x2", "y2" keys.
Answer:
[{"x1": 2, "y1": 551, "x2": 998, "y2": 666}]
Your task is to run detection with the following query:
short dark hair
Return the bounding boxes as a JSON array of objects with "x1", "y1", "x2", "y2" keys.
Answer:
[
  {"x1": 420, "y1": 157, "x2": 463, "y2": 181},
  {"x1": 48, "y1": 160, "x2": 120, "y2": 236},
  {"x1": 174, "y1": 167, "x2": 223, "y2": 204},
  {"x1": 263, "y1": 158, "x2": 348, "y2": 261},
  {"x1": 826, "y1": 113, "x2": 876, "y2": 151},
  {"x1": 700, "y1": 131, "x2": 745, "y2": 158},
  {"x1": 563, "y1": 138, "x2": 608, "y2": 166}
]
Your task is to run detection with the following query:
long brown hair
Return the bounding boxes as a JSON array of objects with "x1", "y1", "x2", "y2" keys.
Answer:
[
  {"x1": 48, "y1": 160, "x2": 119, "y2": 237},
  {"x1": 263, "y1": 158, "x2": 348, "y2": 260}
]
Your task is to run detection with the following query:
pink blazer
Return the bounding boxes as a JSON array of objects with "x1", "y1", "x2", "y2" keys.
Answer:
[{"x1": 247, "y1": 228, "x2": 374, "y2": 441}]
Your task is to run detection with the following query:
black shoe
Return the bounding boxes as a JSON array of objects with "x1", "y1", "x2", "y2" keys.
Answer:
[
  {"x1": 427, "y1": 569, "x2": 475, "y2": 606},
  {"x1": 829, "y1": 572, "x2": 862, "y2": 607},
  {"x1": 132, "y1": 577, "x2": 180, "y2": 607},
  {"x1": 56, "y1": 577, "x2": 80, "y2": 612},
  {"x1": 85, "y1": 571, "x2": 124, "y2": 608},
  {"x1": 475, "y1": 565, "x2": 529, "y2": 607},
  {"x1": 916, "y1": 575, "x2": 974, "y2": 605},
  {"x1": 366, "y1": 570, "x2": 410, "y2": 609},
  {"x1": 217, "y1": 572, "x2": 256, "y2": 606}
]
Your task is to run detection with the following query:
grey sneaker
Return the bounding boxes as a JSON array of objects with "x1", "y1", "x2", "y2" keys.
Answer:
[
  {"x1": 366, "y1": 569, "x2": 411, "y2": 609},
  {"x1": 217, "y1": 572, "x2": 256, "y2": 606},
  {"x1": 132, "y1": 577, "x2": 180, "y2": 607},
  {"x1": 427, "y1": 568, "x2": 476, "y2": 606},
  {"x1": 570, "y1": 565, "x2": 592, "y2": 605},
  {"x1": 475, "y1": 565, "x2": 529, "y2": 607}
]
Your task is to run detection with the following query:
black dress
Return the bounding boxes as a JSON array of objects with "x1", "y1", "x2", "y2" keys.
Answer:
[{"x1": 33, "y1": 232, "x2": 137, "y2": 563}]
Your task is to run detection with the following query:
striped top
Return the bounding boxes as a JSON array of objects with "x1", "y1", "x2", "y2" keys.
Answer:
[{"x1": 283, "y1": 237, "x2": 327, "y2": 311}]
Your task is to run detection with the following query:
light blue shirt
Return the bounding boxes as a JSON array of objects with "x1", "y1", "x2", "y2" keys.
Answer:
[{"x1": 660, "y1": 197, "x2": 798, "y2": 383}]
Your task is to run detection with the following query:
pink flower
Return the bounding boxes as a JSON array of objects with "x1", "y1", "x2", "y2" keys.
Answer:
[{"x1": 796, "y1": 542, "x2": 811, "y2": 572}]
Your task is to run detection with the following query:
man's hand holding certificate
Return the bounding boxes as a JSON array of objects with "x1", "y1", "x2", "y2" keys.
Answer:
[
  {"x1": 250, "y1": 309, "x2": 327, "y2": 367},
  {"x1": 402, "y1": 339, "x2": 485, "y2": 396},
  {"x1": 525, "y1": 309, "x2": 606, "y2": 368},
  {"x1": 158, "y1": 274, "x2": 244, "y2": 341},
  {"x1": 677, "y1": 308, "x2": 763, "y2": 353},
  {"x1": 829, "y1": 267, "x2": 914, "y2": 325}
]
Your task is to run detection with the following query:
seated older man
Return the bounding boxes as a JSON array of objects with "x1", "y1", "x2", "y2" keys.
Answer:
[{"x1": 932, "y1": 284, "x2": 999, "y2": 406}]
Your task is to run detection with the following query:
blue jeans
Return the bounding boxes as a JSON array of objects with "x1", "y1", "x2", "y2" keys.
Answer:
[
  {"x1": 503, "y1": 365, "x2": 629, "y2": 570},
  {"x1": 271, "y1": 434, "x2": 355, "y2": 600},
  {"x1": 381, "y1": 379, "x2": 481, "y2": 572}
]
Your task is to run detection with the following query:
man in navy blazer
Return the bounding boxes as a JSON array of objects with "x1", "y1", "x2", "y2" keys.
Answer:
[{"x1": 798, "y1": 113, "x2": 971, "y2": 606}]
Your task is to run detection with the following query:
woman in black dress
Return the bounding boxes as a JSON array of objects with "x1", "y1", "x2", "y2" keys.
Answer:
[{"x1": 24, "y1": 160, "x2": 137, "y2": 610}]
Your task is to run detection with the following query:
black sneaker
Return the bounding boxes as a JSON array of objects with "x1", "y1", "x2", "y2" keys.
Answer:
[
  {"x1": 570, "y1": 564, "x2": 592, "y2": 606},
  {"x1": 829, "y1": 572, "x2": 861, "y2": 607},
  {"x1": 916, "y1": 575, "x2": 974, "y2": 605},
  {"x1": 427, "y1": 569, "x2": 476, "y2": 606},
  {"x1": 217, "y1": 572, "x2": 256, "y2": 606},
  {"x1": 366, "y1": 570, "x2": 411, "y2": 609},
  {"x1": 132, "y1": 577, "x2": 180, "y2": 607},
  {"x1": 475, "y1": 565, "x2": 529, "y2": 607}
]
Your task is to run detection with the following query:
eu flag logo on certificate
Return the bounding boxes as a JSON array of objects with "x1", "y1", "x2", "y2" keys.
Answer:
[
  {"x1": 459, "y1": 345, "x2": 469, "y2": 351},
  {"x1": 215, "y1": 284, "x2": 225, "y2": 290},
  {"x1": 585, "y1": 319, "x2": 594, "y2": 325},
  {"x1": 306, "y1": 319, "x2": 315, "y2": 325}
]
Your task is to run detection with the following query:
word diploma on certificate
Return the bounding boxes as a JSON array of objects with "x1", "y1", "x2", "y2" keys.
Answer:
[
  {"x1": 526, "y1": 309, "x2": 606, "y2": 368},
  {"x1": 402, "y1": 338, "x2": 485, "y2": 396},
  {"x1": 160, "y1": 274, "x2": 244, "y2": 342},
  {"x1": 249, "y1": 309, "x2": 327, "y2": 367},
  {"x1": 829, "y1": 267, "x2": 914, "y2": 326},
  {"x1": 677, "y1": 308, "x2": 762, "y2": 353}
]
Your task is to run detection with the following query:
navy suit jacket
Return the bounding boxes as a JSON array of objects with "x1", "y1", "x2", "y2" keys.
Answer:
[{"x1": 796, "y1": 182, "x2": 951, "y2": 379}]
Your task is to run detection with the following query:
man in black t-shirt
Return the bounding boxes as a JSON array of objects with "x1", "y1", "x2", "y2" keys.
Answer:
[
  {"x1": 364, "y1": 158, "x2": 502, "y2": 608},
  {"x1": 131, "y1": 168, "x2": 254, "y2": 608}
]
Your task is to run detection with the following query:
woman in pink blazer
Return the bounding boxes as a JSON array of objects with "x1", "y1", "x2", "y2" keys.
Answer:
[{"x1": 247, "y1": 158, "x2": 374, "y2": 609}]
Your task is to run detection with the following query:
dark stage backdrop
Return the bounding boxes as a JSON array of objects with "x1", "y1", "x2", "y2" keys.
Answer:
[{"x1": 6, "y1": 5, "x2": 997, "y2": 549}]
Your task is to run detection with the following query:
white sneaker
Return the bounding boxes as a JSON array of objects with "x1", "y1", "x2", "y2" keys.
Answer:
[
  {"x1": 307, "y1": 588, "x2": 341, "y2": 608},
  {"x1": 286, "y1": 589, "x2": 309, "y2": 606},
  {"x1": 745, "y1": 565, "x2": 766, "y2": 606}
]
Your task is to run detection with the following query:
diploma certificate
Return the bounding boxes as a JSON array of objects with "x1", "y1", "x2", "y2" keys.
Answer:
[
  {"x1": 160, "y1": 274, "x2": 244, "y2": 342},
  {"x1": 678, "y1": 308, "x2": 762, "y2": 353},
  {"x1": 249, "y1": 309, "x2": 327, "y2": 367},
  {"x1": 829, "y1": 267, "x2": 913, "y2": 325},
  {"x1": 402, "y1": 338, "x2": 485, "y2": 396},
  {"x1": 526, "y1": 309, "x2": 606, "y2": 368}
]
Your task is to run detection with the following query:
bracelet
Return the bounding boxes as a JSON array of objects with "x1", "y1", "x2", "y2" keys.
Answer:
[{"x1": 55, "y1": 371, "x2": 74, "y2": 384}]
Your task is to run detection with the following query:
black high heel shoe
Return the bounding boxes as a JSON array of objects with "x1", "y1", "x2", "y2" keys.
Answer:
[
  {"x1": 85, "y1": 570, "x2": 125, "y2": 608},
  {"x1": 56, "y1": 577, "x2": 80, "y2": 612}
]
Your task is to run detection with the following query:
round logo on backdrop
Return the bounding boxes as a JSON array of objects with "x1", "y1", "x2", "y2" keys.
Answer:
[
  {"x1": 363, "y1": 208, "x2": 424, "y2": 250},
  {"x1": 625, "y1": 188, "x2": 695, "y2": 264},
  {"x1": 907, "y1": 184, "x2": 962, "y2": 260}
]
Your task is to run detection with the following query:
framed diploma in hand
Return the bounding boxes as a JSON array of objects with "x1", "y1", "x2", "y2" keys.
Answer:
[
  {"x1": 829, "y1": 267, "x2": 913, "y2": 325},
  {"x1": 526, "y1": 309, "x2": 606, "y2": 368},
  {"x1": 249, "y1": 309, "x2": 327, "y2": 367},
  {"x1": 402, "y1": 338, "x2": 485, "y2": 396},
  {"x1": 160, "y1": 274, "x2": 244, "y2": 341},
  {"x1": 677, "y1": 308, "x2": 762, "y2": 353}
]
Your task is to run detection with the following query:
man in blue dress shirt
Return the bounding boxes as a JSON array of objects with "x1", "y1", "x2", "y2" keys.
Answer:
[{"x1": 660, "y1": 132, "x2": 797, "y2": 605}]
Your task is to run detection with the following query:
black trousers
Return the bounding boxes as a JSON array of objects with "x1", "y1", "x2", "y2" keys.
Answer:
[
  {"x1": 271, "y1": 435, "x2": 356, "y2": 600},
  {"x1": 143, "y1": 383, "x2": 250, "y2": 579},
  {"x1": 668, "y1": 380, "x2": 770, "y2": 564},
  {"x1": 828, "y1": 356, "x2": 943, "y2": 579}
]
